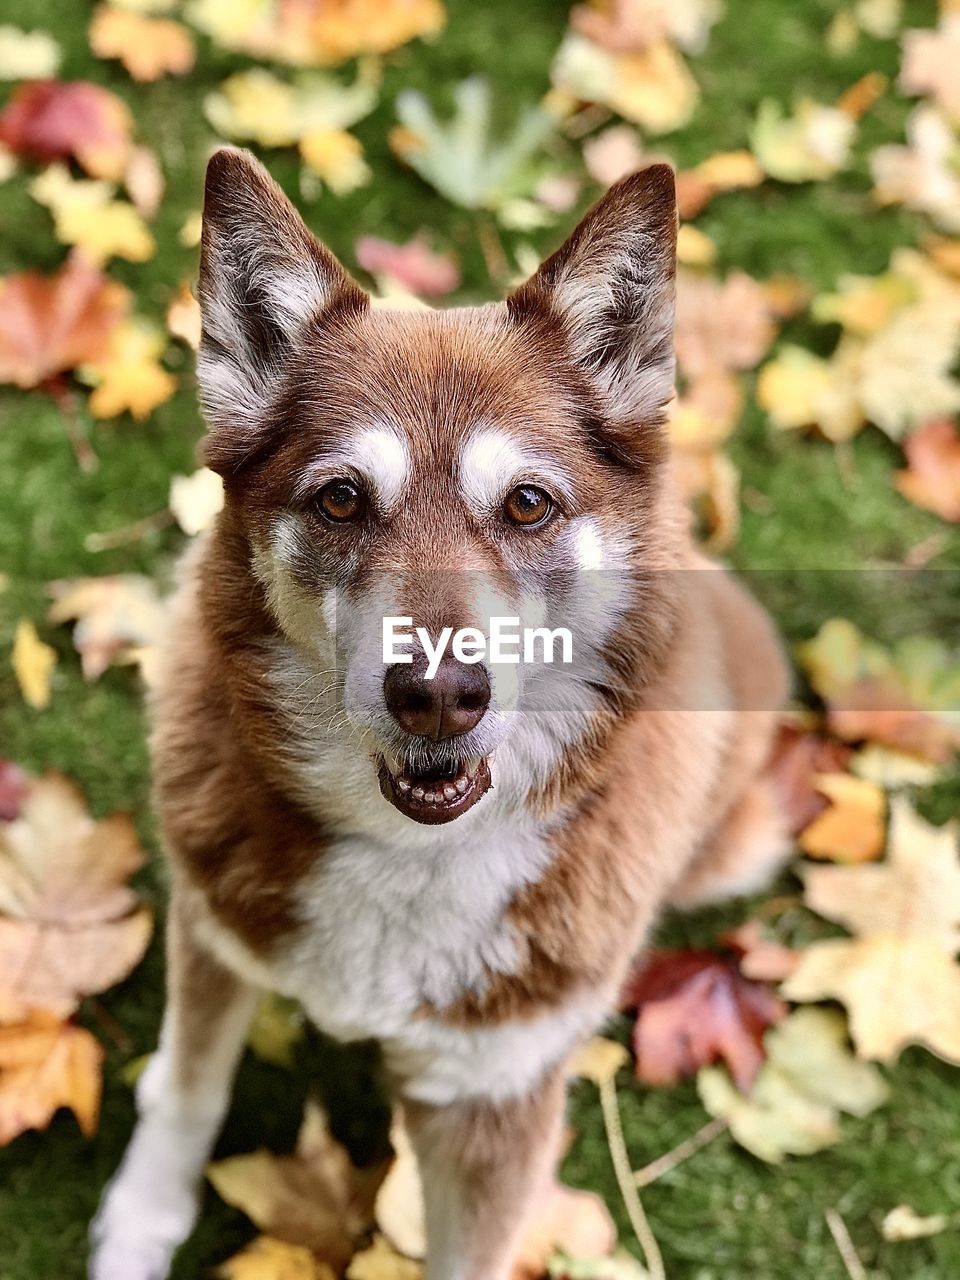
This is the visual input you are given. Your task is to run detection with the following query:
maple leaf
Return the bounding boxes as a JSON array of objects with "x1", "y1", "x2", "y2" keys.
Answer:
[
  {"x1": 123, "y1": 143, "x2": 165, "y2": 218},
  {"x1": 621, "y1": 949, "x2": 786, "y2": 1091},
  {"x1": 0, "y1": 79, "x2": 132, "y2": 180},
  {"x1": 895, "y1": 418, "x2": 960, "y2": 521},
  {"x1": 79, "y1": 318, "x2": 176, "y2": 420},
  {"x1": 757, "y1": 342, "x2": 865, "y2": 441},
  {"x1": 0, "y1": 772, "x2": 152, "y2": 1020},
  {"x1": 767, "y1": 723, "x2": 854, "y2": 835},
  {"x1": 0, "y1": 1011, "x2": 103, "y2": 1145},
  {"x1": 675, "y1": 270, "x2": 780, "y2": 382},
  {"x1": 698, "y1": 1007, "x2": 889, "y2": 1163},
  {"x1": 47, "y1": 573, "x2": 167, "y2": 682},
  {"x1": 11, "y1": 619, "x2": 57, "y2": 711},
  {"x1": 871, "y1": 106, "x2": 960, "y2": 233},
  {"x1": 0, "y1": 252, "x2": 128, "y2": 390},
  {"x1": 797, "y1": 618, "x2": 960, "y2": 762},
  {"x1": 513, "y1": 1181, "x2": 617, "y2": 1279},
  {"x1": 300, "y1": 128, "x2": 371, "y2": 195},
  {"x1": 798, "y1": 773, "x2": 886, "y2": 864},
  {"x1": 355, "y1": 236, "x2": 460, "y2": 299},
  {"x1": 0, "y1": 25, "x2": 61, "y2": 80},
  {"x1": 750, "y1": 97, "x2": 857, "y2": 182},
  {"x1": 721, "y1": 922, "x2": 801, "y2": 983},
  {"x1": 218, "y1": 1235, "x2": 336, "y2": 1280},
  {"x1": 552, "y1": 32, "x2": 698, "y2": 134},
  {"x1": 0, "y1": 761, "x2": 29, "y2": 822},
  {"x1": 670, "y1": 447, "x2": 740, "y2": 551},
  {"x1": 187, "y1": 0, "x2": 445, "y2": 67},
  {"x1": 784, "y1": 799, "x2": 960, "y2": 1062},
  {"x1": 881, "y1": 1204, "x2": 951, "y2": 1241},
  {"x1": 30, "y1": 164, "x2": 155, "y2": 264},
  {"x1": 169, "y1": 468, "x2": 225, "y2": 536},
  {"x1": 166, "y1": 279, "x2": 201, "y2": 349},
  {"x1": 582, "y1": 125, "x2": 646, "y2": 188},
  {"x1": 392, "y1": 77, "x2": 555, "y2": 211},
  {"x1": 900, "y1": 17, "x2": 960, "y2": 121},
  {"x1": 347, "y1": 1237, "x2": 421, "y2": 1279},
  {"x1": 205, "y1": 67, "x2": 378, "y2": 149},
  {"x1": 208, "y1": 1099, "x2": 390, "y2": 1269},
  {"x1": 570, "y1": 0, "x2": 723, "y2": 55},
  {"x1": 89, "y1": 5, "x2": 196, "y2": 82}
]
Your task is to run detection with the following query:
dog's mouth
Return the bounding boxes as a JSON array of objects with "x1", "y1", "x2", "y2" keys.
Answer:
[{"x1": 378, "y1": 753, "x2": 492, "y2": 824}]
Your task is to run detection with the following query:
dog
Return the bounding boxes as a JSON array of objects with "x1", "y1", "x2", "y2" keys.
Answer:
[{"x1": 89, "y1": 147, "x2": 790, "y2": 1280}]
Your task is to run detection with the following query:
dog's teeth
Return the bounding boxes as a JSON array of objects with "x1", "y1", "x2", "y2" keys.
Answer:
[
  {"x1": 412, "y1": 786, "x2": 424, "y2": 800},
  {"x1": 443, "y1": 784, "x2": 457, "y2": 801},
  {"x1": 455, "y1": 776, "x2": 468, "y2": 794},
  {"x1": 424, "y1": 790, "x2": 437, "y2": 803},
  {"x1": 398, "y1": 779, "x2": 411, "y2": 793}
]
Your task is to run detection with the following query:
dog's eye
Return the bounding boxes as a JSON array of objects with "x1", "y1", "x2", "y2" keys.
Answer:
[
  {"x1": 317, "y1": 480, "x2": 364, "y2": 523},
  {"x1": 504, "y1": 485, "x2": 552, "y2": 528}
]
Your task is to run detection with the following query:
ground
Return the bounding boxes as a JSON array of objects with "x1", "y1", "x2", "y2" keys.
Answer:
[{"x1": 1, "y1": 0, "x2": 959, "y2": 1276}]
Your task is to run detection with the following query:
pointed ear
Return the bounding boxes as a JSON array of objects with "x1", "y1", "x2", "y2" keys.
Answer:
[
  {"x1": 197, "y1": 147, "x2": 368, "y2": 469},
  {"x1": 508, "y1": 165, "x2": 677, "y2": 452}
]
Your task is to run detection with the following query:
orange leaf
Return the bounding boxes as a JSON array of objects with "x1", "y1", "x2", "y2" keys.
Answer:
[
  {"x1": 896, "y1": 418, "x2": 960, "y2": 522},
  {"x1": 89, "y1": 6, "x2": 196, "y2": 83},
  {"x1": 0, "y1": 1011, "x2": 103, "y2": 1145},
  {"x1": 799, "y1": 773, "x2": 886, "y2": 863},
  {"x1": 0, "y1": 252, "x2": 128, "y2": 390},
  {"x1": 0, "y1": 79, "x2": 132, "y2": 179}
]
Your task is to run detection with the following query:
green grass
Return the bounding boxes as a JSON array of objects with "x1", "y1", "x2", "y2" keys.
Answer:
[{"x1": 1, "y1": 0, "x2": 958, "y2": 1276}]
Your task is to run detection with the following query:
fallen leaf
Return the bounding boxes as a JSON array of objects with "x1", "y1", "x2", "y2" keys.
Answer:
[
  {"x1": 0, "y1": 79, "x2": 133, "y2": 180},
  {"x1": 0, "y1": 762, "x2": 29, "y2": 822},
  {"x1": 676, "y1": 270, "x2": 780, "y2": 381},
  {"x1": 570, "y1": 1037, "x2": 631, "y2": 1086},
  {"x1": 621, "y1": 949, "x2": 786, "y2": 1091},
  {"x1": 89, "y1": 5, "x2": 196, "y2": 81},
  {"x1": 675, "y1": 149, "x2": 764, "y2": 218},
  {"x1": 208, "y1": 1100, "x2": 390, "y2": 1268},
  {"x1": 205, "y1": 67, "x2": 378, "y2": 149},
  {"x1": 11, "y1": 619, "x2": 56, "y2": 711},
  {"x1": 169, "y1": 468, "x2": 225, "y2": 536},
  {"x1": 751, "y1": 97, "x2": 857, "y2": 183},
  {"x1": 722, "y1": 922, "x2": 801, "y2": 983},
  {"x1": 900, "y1": 17, "x2": 960, "y2": 121},
  {"x1": 676, "y1": 224, "x2": 716, "y2": 266},
  {"x1": 895, "y1": 418, "x2": 960, "y2": 521},
  {"x1": 355, "y1": 236, "x2": 459, "y2": 298},
  {"x1": 79, "y1": 318, "x2": 176, "y2": 420},
  {"x1": 571, "y1": 0, "x2": 723, "y2": 54},
  {"x1": 881, "y1": 1204, "x2": 951, "y2": 1242},
  {"x1": 375, "y1": 1115, "x2": 425, "y2": 1259},
  {"x1": 871, "y1": 106, "x2": 960, "y2": 232},
  {"x1": 670, "y1": 446, "x2": 740, "y2": 550},
  {"x1": 698, "y1": 1007, "x2": 889, "y2": 1163},
  {"x1": 47, "y1": 574, "x2": 167, "y2": 681},
  {"x1": 123, "y1": 143, "x2": 165, "y2": 217},
  {"x1": 552, "y1": 32, "x2": 699, "y2": 134},
  {"x1": 218, "y1": 1235, "x2": 336, "y2": 1280},
  {"x1": 30, "y1": 164, "x2": 155, "y2": 264},
  {"x1": 784, "y1": 798, "x2": 960, "y2": 1062},
  {"x1": 0, "y1": 772, "x2": 152, "y2": 1019},
  {"x1": 582, "y1": 125, "x2": 646, "y2": 187},
  {"x1": 0, "y1": 26, "x2": 61, "y2": 79},
  {"x1": 798, "y1": 773, "x2": 886, "y2": 863},
  {"x1": 187, "y1": 0, "x2": 445, "y2": 67},
  {"x1": 0, "y1": 1011, "x2": 102, "y2": 1145},
  {"x1": 300, "y1": 128, "x2": 371, "y2": 194},
  {"x1": 850, "y1": 744, "x2": 942, "y2": 788},
  {"x1": 393, "y1": 77, "x2": 555, "y2": 210},
  {"x1": 0, "y1": 252, "x2": 128, "y2": 389},
  {"x1": 757, "y1": 342, "x2": 864, "y2": 441},
  {"x1": 514, "y1": 1180, "x2": 617, "y2": 1279},
  {"x1": 767, "y1": 723, "x2": 854, "y2": 835},
  {"x1": 347, "y1": 1236, "x2": 421, "y2": 1280}
]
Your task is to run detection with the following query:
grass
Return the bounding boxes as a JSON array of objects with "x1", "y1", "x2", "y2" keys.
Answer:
[{"x1": 1, "y1": 0, "x2": 958, "y2": 1276}]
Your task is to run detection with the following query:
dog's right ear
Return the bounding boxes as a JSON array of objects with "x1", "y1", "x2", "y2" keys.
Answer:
[{"x1": 197, "y1": 147, "x2": 367, "y2": 471}]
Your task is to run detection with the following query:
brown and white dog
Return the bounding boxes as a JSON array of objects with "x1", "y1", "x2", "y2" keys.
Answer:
[{"x1": 90, "y1": 149, "x2": 790, "y2": 1280}]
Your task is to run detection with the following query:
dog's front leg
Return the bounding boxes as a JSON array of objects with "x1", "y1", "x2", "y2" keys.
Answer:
[
  {"x1": 89, "y1": 888, "x2": 258, "y2": 1280},
  {"x1": 404, "y1": 1070, "x2": 566, "y2": 1280}
]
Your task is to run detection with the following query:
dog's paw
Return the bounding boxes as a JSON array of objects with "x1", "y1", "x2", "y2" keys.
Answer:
[{"x1": 88, "y1": 1172, "x2": 198, "y2": 1280}]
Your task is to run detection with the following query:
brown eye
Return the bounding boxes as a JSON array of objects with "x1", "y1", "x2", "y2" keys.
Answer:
[
  {"x1": 504, "y1": 485, "x2": 552, "y2": 528},
  {"x1": 318, "y1": 479, "x2": 364, "y2": 523}
]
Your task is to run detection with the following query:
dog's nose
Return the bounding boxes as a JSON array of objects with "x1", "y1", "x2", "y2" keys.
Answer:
[{"x1": 384, "y1": 655, "x2": 490, "y2": 740}]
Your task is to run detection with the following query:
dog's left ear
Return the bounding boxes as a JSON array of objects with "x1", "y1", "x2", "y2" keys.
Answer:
[
  {"x1": 198, "y1": 147, "x2": 368, "y2": 471},
  {"x1": 508, "y1": 164, "x2": 677, "y2": 456}
]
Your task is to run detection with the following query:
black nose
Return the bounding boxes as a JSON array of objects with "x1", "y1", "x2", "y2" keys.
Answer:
[{"x1": 384, "y1": 654, "x2": 490, "y2": 740}]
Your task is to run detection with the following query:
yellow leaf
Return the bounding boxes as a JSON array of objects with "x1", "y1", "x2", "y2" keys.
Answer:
[
  {"x1": 347, "y1": 1237, "x2": 422, "y2": 1280},
  {"x1": 798, "y1": 773, "x2": 886, "y2": 863},
  {"x1": 676, "y1": 224, "x2": 716, "y2": 266},
  {"x1": 80, "y1": 319, "x2": 176, "y2": 420},
  {"x1": 247, "y1": 994, "x2": 306, "y2": 1069},
  {"x1": 552, "y1": 32, "x2": 698, "y2": 134},
  {"x1": 0, "y1": 1012, "x2": 103, "y2": 1145},
  {"x1": 11, "y1": 619, "x2": 56, "y2": 710},
  {"x1": 169, "y1": 468, "x2": 225, "y2": 536},
  {"x1": 300, "y1": 128, "x2": 371, "y2": 194},
  {"x1": 881, "y1": 1204, "x2": 950, "y2": 1242},
  {"x1": 30, "y1": 164, "x2": 154, "y2": 264},
  {"x1": 570, "y1": 1036, "x2": 630, "y2": 1086},
  {"x1": 871, "y1": 105, "x2": 960, "y2": 232},
  {"x1": 89, "y1": 5, "x2": 196, "y2": 81},
  {"x1": 375, "y1": 1115, "x2": 425, "y2": 1259},
  {"x1": 751, "y1": 97, "x2": 856, "y2": 182},
  {"x1": 693, "y1": 149, "x2": 764, "y2": 191},
  {"x1": 218, "y1": 1235, "x2": 335, "y2": 1280},
  {"x1": 0, "y1": 25, "x2": 61, "y2": 79},
  {"x1": 166, "y1": 281, "x2": 202, "y2": 350},
  {"x1": 756, "y1": 342, "x2": 865, "y2": 440},
  {"x1": 179, "y1": 210, "x2": 203, "y2": 247}
]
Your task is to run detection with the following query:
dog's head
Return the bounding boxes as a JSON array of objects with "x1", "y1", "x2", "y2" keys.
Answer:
[{"x1": 197, "y1": 148, "x2": 680, "y2": 828}]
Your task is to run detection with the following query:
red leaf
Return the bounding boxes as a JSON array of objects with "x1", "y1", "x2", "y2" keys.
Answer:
[
  {"x1": 0, "y1": 762, "x2": 29, "y2": 822},
  {"x1": 355, "y1": 235, "x2": 460, "y2": 297},
  {"x1": 0, "y1": 80, "x2": 132, "y2": 180},
  {"x1": 622, "y1": 950, "x2": 786, "y2": 1092}
]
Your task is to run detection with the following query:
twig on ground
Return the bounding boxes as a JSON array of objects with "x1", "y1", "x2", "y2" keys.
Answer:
[
  {"x1": 599, "y1": 1073, "x2": 666, "y2": 1280},
  {"x1": 634, "y1": 1117, "x2": 728, "y2": 1188},
  {"x1": 86, "y1": 998, "x2": 134, "y2": 1055},
  {"x1": 84, "y1": 510, "x2": 174, "y2": 552},
  {"x1": 49, "y1": 379, "x2": 98, "y2": 474},
  {"x1": 825, "y1": 1208, "x2": 867, "y2": 1280}
]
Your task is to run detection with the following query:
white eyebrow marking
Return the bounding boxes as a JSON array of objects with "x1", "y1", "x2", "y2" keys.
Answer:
[
  {"x1": 294, "y1": 424, "x2": 410, "y2": 511},
  {"x1": 457, "y1": 426, "x2": 575, "y2": 515}
]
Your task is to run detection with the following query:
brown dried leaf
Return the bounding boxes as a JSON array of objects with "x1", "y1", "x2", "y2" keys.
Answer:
[{"x1": 0, "y1": 1011, "x2": 102, "y2": 1145}]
